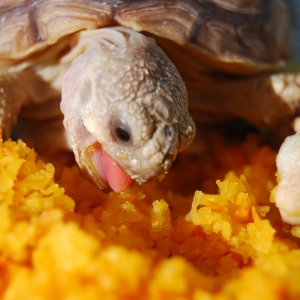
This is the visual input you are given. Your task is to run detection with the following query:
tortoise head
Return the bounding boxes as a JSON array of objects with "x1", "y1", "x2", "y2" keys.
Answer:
[{"x1": 61, "y1": 27, "x2": 195, "y2": 193}]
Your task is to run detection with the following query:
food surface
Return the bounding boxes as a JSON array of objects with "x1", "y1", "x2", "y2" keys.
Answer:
[{"x1": 1, "y1": 131, "x2": 300, "y2": 299}]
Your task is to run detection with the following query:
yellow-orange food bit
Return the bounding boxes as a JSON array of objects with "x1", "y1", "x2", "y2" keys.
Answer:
[{"x1": 0, "y1": 131, "x2": 299, "y2": 299}]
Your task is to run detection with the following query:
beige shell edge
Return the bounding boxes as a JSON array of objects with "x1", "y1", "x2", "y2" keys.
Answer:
[{"x1": 0, "y1": 0, "x2": 292, "y2": 73}]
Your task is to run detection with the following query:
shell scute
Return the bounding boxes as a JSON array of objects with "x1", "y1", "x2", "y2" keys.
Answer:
[
  {"x1": 0, "y1": 0, "x2": 293, "y2": 67},
  {"x1": 0, "y1": 0, "x2": 114, "y2": 60}
]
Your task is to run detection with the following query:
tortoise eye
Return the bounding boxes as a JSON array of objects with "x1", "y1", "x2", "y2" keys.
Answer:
[
  {"x1": 112, "y1": 116, "x2": 132, "y2": 144},
  {"x1": 114, "y1": 126, "x2": 130, "y2": 142}
]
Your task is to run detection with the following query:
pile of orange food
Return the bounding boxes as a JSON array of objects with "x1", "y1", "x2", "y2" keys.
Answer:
[{"x1": 0, "y1": 130, "x2": 300, "y2": 300}]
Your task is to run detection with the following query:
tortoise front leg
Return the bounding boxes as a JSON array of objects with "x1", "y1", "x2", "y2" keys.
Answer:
[{"x1": 0, "y1": 72, "x2": 60, "y2": 138}]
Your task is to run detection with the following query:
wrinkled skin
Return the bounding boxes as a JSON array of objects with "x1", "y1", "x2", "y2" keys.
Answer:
[{"x1": 61, "y1": 27, "x2": 195, "y2": 192}]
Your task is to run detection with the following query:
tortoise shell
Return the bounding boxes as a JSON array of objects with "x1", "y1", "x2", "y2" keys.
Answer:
[{"x1": 0, "y1": 0, "x2": 292, "y2": 73}]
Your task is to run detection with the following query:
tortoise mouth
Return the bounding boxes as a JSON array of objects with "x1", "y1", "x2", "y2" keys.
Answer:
[{"x1": 85, "y1": 142, "x2": 133, "y2": 193}]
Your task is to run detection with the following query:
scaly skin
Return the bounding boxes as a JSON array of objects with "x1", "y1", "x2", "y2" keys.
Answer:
[{"x1": 61, "y1": 27, "x2": 195, "y2": 191}]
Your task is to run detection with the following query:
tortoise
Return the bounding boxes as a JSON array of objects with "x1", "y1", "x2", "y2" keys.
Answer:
[{"x1": 0, "y1": 0, "x2": 300, "y2": 197}]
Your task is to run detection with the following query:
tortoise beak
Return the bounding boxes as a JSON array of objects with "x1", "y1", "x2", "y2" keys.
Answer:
[{"x1": 84, "y1": 142, "x2": 133, "y2": 193}]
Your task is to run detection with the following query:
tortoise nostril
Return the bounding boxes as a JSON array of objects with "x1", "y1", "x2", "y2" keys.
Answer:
[
  {"x1": 163, "y1": 125, "x2": 175, "y2": 140},
  {"x1": 153, "y1": 96, "x2": 175, "y2": 123}
]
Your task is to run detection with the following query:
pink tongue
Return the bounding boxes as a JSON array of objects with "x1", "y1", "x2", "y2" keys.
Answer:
[{"x1": 93, "y1": 145, "x2": 133, "y2": 193}]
